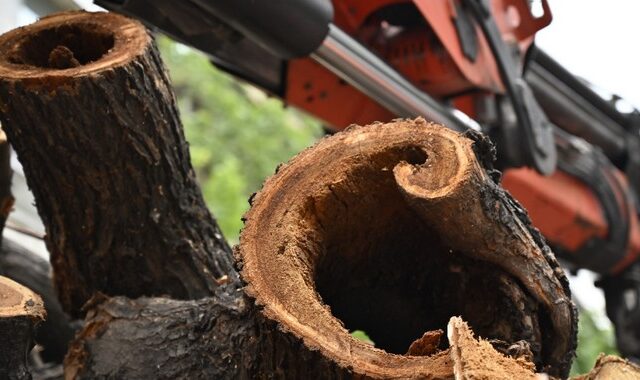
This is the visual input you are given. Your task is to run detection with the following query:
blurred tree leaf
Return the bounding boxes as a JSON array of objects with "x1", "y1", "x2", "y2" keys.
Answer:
[
  {"x1": 158, "y1": 38, "x2": 322, "y2": 242},
  {"x1": 570, "y1": 308, "x2": 618, "y2": 376},
  {"x1": 351, "y1": 330, "x2": 375, "y2": 346}
]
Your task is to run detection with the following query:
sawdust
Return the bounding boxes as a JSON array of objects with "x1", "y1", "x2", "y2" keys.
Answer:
[{"x1": 447, "y1": 316, "x2": 538, "y2": 380}]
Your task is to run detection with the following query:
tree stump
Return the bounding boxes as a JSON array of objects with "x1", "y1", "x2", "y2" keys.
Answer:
[
  {"x1": 0, "y1": 11, "x2": 235, "y2": 317},
  {"x1": 0, "y1": 11, "x2": 577, "y2": 379},
  {"x1": 0, "y1": 275, "x2": 46, "y2": 380}
]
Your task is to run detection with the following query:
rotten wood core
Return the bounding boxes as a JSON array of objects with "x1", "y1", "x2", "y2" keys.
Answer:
[
  {"x1": 0, "y1": 275, "x2": 46, "y2": 380},
  {"x1": 0, "y1": 11, "x2": 236, "y2": 317},
  {"x1": 0, "y1": 11, "x2": 576, "y2": 379},
  {"x1": 238, "y1": 119, "x2": 577, "y2": 378}
]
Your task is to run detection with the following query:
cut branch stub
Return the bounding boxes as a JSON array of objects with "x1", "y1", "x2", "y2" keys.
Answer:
[
  {"x1": 0, "y1": 275, "x2": 46, "y2": 380},
  {"x1": 237, "y1": 118, "x2": 577, "y2": 378},
  {"x1": 0, "y1": 11, "x2": 236, "y2": 316}
]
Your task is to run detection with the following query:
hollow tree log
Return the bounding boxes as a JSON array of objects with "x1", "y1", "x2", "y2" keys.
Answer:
[
  {"x1": 61, "y1": 119, "x2": 577, "y2": 378},
  {"x1": 0, "y1": 11, "x2": 236, "y2": 317},
  {"x1": 0, "y1": 11, "x2": 576, "y2": 379},
  {"x1": 572, "y1": 354, "x2": 640, "y2": 380},
  {"x1": 0, "y1": 275, "x2": 46, "y2": 380},
  {"x1": 238, "y1": 119, "x2": 577, "y2": 378}
]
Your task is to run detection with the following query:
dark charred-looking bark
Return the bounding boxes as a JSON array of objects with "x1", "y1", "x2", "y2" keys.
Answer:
[
  {"x1": 0, "y1": 11, "x2": 236, "y2": 316},
  {"x1": 0, "y1": 11, "x2": 576, "y2": 379},
  {"x1": 0, "y1": 239, "x2": 77, "y2": 364},
  {"x1": 62, "y1": 119, "x2": 577, "y2": 379},
  {"x1": 238, "y1": 119, "x2": 576, "y2": 378},
  {"x1": 0, "y1": 275, "x2": 46, "y2": 380}
]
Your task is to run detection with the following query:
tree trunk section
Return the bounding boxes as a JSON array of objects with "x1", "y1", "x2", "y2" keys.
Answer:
[
  {"x1": 0, "y1": 239, "x2": 77, "y2": 364},
  {"x1": 62, "y1": 119, "x2": 577, "y2": 378},
  {"x1": 572, "y1": 355, "x2": 640, "y2": 380},
  {"x1": 0, "y1": 11, "x2": 236, "y2": 317},
  {"x1": 0, "y1": 275, "x2": 46, "y2": 380},
  {"x1": 0, "y1": 11, "x2": 577, "y2": 379},
  {"x1": 238, "y1": 119, "x2": 576, "y2": 378}
]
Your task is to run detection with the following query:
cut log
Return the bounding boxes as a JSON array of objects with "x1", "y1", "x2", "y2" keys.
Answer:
[
  {"x1": 0, "y1": 275, "x2": 46, "y2": 380},
  {"x1": 0, "y1": 11, "x2": 236, "y2": 316},
  {"x1": 0, "y1": 239, "x2": 77, "y2": 364},
  {"x1": 571, "y1": 354, "x2": 640, "y2": 380},
  {"x1": 0, "y1": 11, "x2": 576, "y2": 379}
]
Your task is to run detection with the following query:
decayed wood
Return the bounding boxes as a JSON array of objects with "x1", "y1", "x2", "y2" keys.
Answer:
[
  {"x1": 0, "y1": 275, "x2": 46, "y2": 380},
  {"x1": 0, "y1": 11, "x2": 577, "y2": 379},
  {"x1": 0, "y1": 11, "x2": 236, "y2": 316},
  {"x1": 447, "y1": 317, "x2": 538, "y2": 380},
  {"x1": 239, "y1": 119, "x2": 576, "y2": 378},
  {"x1": 392, "y1": 126, "x2": 576, "y2": 374},
  {"x1": 0, "y1": 130, "x2": 13, "y2": 242}
]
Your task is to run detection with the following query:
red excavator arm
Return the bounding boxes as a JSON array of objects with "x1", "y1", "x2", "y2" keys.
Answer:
[
  {"x1": 98, "y1": 0, "x2": 640, "y2": 360},
  {"x1": 284, "y1": 0, "x2": 640, "y2": 276}
]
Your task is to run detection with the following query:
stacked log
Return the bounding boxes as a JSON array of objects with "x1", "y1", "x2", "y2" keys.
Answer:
[{"x1": 0, "y1": 11, "x2": 578, "y2": 379}]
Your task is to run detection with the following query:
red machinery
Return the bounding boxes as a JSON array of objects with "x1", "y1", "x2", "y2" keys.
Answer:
[{"x1": 99, "y1": 0, "x2": 640, "y2": 359}]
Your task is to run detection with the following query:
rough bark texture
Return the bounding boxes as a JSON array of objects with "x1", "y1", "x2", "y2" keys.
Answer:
[
  {"x1": 0, "y1": 11, "x2": 236, "y2": 317},
  {"x1": 65, "y1": 294, "x2": 451, "y2": 380},
  {"x1": 0, "y1": 275, "x2": 46, "y2": 380},
  {"x1": 0, "y1": 11, "x2": 577, "y2": 379}
]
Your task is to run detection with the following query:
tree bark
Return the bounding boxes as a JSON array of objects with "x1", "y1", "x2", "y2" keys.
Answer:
[
  {"x1": 0, "y1": 11, "x2": 577, "y2": 379},
  {"x1": 0, "y1": 239, "x2": 77, "y2": 364},
  {"x1": 0, "y1": 275, "x2": 46, "y2": 380},
  {"x1": 60, "y1": 119, "x2": 577, "y2": 379},
  {"x1": 0, "y1": 11, "x2": 236, "y2": 317}
]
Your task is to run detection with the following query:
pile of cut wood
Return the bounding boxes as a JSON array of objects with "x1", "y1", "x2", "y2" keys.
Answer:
[{"x1": 0, "y1": 11, "x2": 637, "y2": 379}]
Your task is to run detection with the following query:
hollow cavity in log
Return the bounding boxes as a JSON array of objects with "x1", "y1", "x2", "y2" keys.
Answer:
[
  {"x1": 0, "y1": 11, "x2": 235, "y2": 317},
  {"x1": 238, "y1": 119, "x2": 577, "y2": 378}
]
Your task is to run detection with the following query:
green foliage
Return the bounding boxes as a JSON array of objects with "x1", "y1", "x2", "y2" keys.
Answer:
[
  {"x1": 351, "y1": 330, "x2": 375, "y2": 346},
  {"x1": 570, "y1": 308, "x2": 618, "y2": 376},
  {"x1": 158, "y1": 38, "x2": 322, "y2": 242}
]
